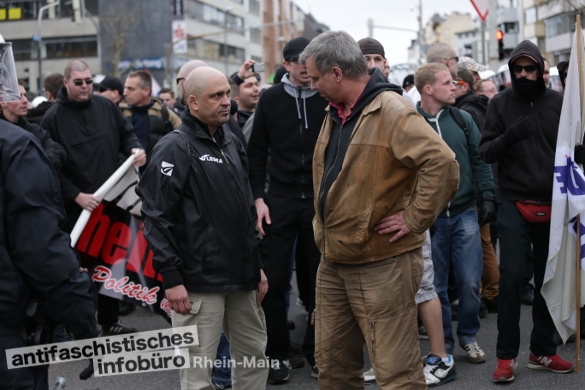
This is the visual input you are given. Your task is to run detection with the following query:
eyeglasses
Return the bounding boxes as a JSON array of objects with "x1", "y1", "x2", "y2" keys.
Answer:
[
  {"x1": 72, "y1": 79, "x2": 93, "y2": 86},
  {"x1": 512, "y1": 64, "x2": 537, "y2": 73},
  {"x1": 453, "y1": 80, "x2": 467, "y2": 86},
  {"x1": 444, "y1": 56, "x2": 459, "y2": 63},
  {"x1": 176, "y1": 77, "x2": 185, "y2": 85},
  {"x1": 288, "y1": 58, "x2": 300, "y2": 64}
]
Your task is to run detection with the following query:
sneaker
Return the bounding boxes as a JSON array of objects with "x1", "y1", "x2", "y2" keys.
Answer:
[
  {"x1": 419, "y1": 325, "x2": 429, "y2": 340},
  {"x1": 493, "y1": 358, "x2": 518, "y2": 383},
  {"x1": 461, "y1": 342, "x2": 486, "y2": 363},
  {"x1": 311, "y1": 364, "x2": 319, "y2": 379},
  {"x1": 363, "y1": 367, "x2": 376, "y2": 384},
  {"x1": 103, "y1": 320, "x2": 137, "y2": 335},
  {"x1": 521, "y1": 286, "x2": 534, "y2": 305},
  {"x1": 212, "y1": 382, "x2": 232, "y2": 390},
  {"x1": 288, "y1": 353, "x2": 305, "y2": 369},
  {"x1": 268, "y1": 359, "x2": 291, "y2": 384},
  {"x1": 527, "y1": 353, "x2": 574, "y2": 373},
  {"x1": 296, "y1": 297, "x2": 307, "y2": 311},
  {"x1": 424, "y1": 354, "x2": 456, "y2": 387}
]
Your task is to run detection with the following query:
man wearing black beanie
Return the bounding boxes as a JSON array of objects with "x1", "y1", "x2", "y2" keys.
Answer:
[{"x1": 247, "y1": 36, "x2": 329, "y2": 384}]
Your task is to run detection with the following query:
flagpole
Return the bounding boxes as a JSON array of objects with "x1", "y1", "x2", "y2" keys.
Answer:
[{"x1": 576, "y1": 13, "x2": 583, "y2": 375}]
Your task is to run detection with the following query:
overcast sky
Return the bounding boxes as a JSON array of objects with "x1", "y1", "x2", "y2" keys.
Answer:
[{"x1": 294, "y1": 0, "x2": 486, "y2": 64}]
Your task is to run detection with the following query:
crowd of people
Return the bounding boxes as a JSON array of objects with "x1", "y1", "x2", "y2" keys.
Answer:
[{"x1": 0, "y1": 28, "x2": 584, "y2": 390}]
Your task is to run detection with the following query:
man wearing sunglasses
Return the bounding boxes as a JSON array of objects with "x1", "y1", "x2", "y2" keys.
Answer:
[
  {"x1": 41, "y1": 60, "x2": 146, "y2": 337},
  {"x1": 479, "y1": 40, "x2": 573, "y2": 383}
]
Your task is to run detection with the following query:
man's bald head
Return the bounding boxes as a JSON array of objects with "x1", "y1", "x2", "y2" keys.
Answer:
[
  {"x1": 184, "y1": 66, "x2": 225, "y2": 98},
  {"x1": 185, "y1": 67, "x2": 231, "y2": 133},
  {"x1": 427, "y1": 42, "x2": 458, "y2": 78},
  {"x1": 177, "y1": 60, "x2": 207, "y2": 104}
]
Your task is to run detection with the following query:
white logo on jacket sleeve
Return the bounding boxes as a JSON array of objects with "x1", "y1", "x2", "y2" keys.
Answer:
[
  {"x1": 199, "y1": 154, "x2": 223, "y2": 163},
  {"x1": 161, "y1": 161, "x2": 174, "y2": 176}
]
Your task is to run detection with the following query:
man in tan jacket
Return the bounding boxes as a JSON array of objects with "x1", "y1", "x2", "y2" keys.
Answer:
[{"x1": 300, "y1": 31, "x2": 460, "y2": 390}]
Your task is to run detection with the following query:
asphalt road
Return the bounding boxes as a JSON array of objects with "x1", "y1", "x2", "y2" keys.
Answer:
[{"x1": 48, "y1": 288, "x2": 585, "y2": 390}]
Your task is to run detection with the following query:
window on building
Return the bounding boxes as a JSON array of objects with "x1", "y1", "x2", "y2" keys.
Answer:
[
  {"x1": 526, "y1": 7, "x2": 536, "y2": 25},
  {"x1": 188, "y1": 1, "x2": 244, "y2": 34},
  {"x1": 11, "y1": 38, "x2": 34, "y2": 61},
  {"x1": 187, "y1": 38, "x2": 245, "y2": 64},
  {"x1": 0, "y1": 0, "x2": 98, "y2": 22},
  {"x1": 545, "y1": 13, "x2": 583, "y2": 38},
  {"x1": 249, "y1": 0, "x2": 260, "y2": 16},
  {"x1": 230, "y1": 0, "x2": 243, "y2": 4},
  {"x1": 503, "y1": 22, "x2": 518, "y2": 34},
  {"x1": 44, "y1": 35, "x2": 98, "y2": 59},
  {"x1": 250, "y1": 28, "x2": 261, "y2": 44}
]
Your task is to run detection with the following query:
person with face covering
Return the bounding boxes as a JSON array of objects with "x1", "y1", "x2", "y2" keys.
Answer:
[{"x1": 479, "y1": 40, "x2": 574, "y2": 384}]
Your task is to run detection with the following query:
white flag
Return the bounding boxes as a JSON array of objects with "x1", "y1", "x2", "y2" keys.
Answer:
[{"x1": 542, "y1": 29, "x2": 585, "y2": 343}]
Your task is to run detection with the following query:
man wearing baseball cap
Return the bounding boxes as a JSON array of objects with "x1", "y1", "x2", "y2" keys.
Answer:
[
  {"x1": 459, "y1": 56, "x2": 488, "y2": 87},
  {"x1": 95, "y1": 75, "x2": 124, "y2": 105},
  {"x1": 248, "y1": 36, "x2": 329, "y2": 383}
]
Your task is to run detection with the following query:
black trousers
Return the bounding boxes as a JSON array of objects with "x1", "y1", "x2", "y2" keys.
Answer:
[
  {"x1": 97, "y1": 294, "x2": 120, "y2": 326},
  {"x1": 260, "y1": 193, "x2": 321, "y2": 364},
  {"x1": 0, "y1": 328, "x2": 49, "y2": 390},
  {"x1": 496, "y1": 201, "x2": 557, "y2": 359}
]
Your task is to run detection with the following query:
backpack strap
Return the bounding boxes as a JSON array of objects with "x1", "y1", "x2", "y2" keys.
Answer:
[
  {"x1": 172, "y1": 129, "x2": 190, "y2": 156},
  {"x1": 450, "y1": 106, "x2": 470, "y2": 139}
]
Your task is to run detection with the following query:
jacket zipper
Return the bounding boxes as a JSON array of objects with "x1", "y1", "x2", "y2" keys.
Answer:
[
  {"x1": 318, "y1": 122, "x2": 344, "y2": 258},
  {"x1": 211, "y1": 135, "x2": 249, "y2": 278},
  {"x1": 427, "y1": 110, "x2": 451, "y2": 217}
]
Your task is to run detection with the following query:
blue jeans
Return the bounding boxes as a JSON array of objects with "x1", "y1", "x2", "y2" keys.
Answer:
[
  {"x1": 212, "y1": 332, "x2": 231, "y2": 386},
  {"x1": 432, "y1": 207, "x2": 482, "y2": 354}
]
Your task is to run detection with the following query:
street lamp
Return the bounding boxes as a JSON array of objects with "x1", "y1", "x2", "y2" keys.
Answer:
[
  {"x1": 36, "y1": 0, "x2": 61, "y2": 91},
  {"x1": 224, "y1": 6, "x2": 234, "y2": 75}
]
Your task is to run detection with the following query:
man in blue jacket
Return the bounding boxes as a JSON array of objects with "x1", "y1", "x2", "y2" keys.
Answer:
[{"x1": 416, "y1": 62, "x2": 495, "y2": 365}]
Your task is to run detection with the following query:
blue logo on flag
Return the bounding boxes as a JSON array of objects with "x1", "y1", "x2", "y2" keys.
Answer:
[{"x1": 554, "y1": 157, "x2": 585, "y2": 195}]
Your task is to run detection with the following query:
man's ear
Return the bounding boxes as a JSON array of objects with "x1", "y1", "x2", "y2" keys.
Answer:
[
  {"x1": 423, "y1": 84, "x2": 432, "y2": 96},
  {"x1": 188, "y1": 94, "x2": 198, "y2": 111},
  {"x1": 332, "y1": 67, "x2": 343, "y2": 82},
  {"x1": 234, "y1": 97, "x2": 240, "y2": 105}
]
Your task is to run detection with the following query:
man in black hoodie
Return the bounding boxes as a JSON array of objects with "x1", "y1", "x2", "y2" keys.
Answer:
[
  {"x1": 248, "y1": 37, "x2": 328, "y2": 383},
  {"x1": 479, "y1": 40, "x2": 574, "y2": 383},
  {"x1": 41, "y1": 60, "x2": 146, "y2": 337}
]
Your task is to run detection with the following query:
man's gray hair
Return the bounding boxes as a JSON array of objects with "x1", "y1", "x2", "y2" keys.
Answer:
[{"x1": 300, "y1": 31, "x2": 368, "y2": 80}]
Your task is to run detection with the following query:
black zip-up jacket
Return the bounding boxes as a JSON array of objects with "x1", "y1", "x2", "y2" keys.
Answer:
[
  {"x1": 0, "y1": 120, "x2": 97, "y2": 336},
  {"x1": 0, "y1": 112, "x2": 66, "y2": 171},
  {"x1": 479, "y1": 40, "x2": 563, "y2": 202},
  {"x1": 41, "y1": 87, "x2": 142, "y2": 203},
  {"x1": 248, "y1": 74, "x2": 329, "y2": 200},
  {"x1": 25, "y1": 100, "x2": 53, "y2": 124},
  {"x1": 137, "y1": 112, "x2": 262, "y2": 292},
  {"x1": 454, "y1": 92, "x2": 488, "y2": 132},
  {"x1": 319, "y1": 68, "x2": 404, "y2": 220}
]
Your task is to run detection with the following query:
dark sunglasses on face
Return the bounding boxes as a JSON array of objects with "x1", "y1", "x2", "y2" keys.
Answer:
[
  {"x1": 73, "y1": 78, "x2": 93, "y2": 86},
  {"x1": 98, "y1": 87, "x2": 109, "y2": 93},
  {"x1": 512, "y1": 64, "x2": 537, "y2": 73}
]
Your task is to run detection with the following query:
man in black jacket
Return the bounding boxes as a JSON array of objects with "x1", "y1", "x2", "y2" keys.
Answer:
[
  {"x1": 121, "y1": 70, "x2": 182, "y2": 156},
  {"x1": 248, "y1": 36, "x2": 329, "y2": 383},
  {"x1": 138, "y1": 66, "x2": 268, "y2": 390},
  {"x1": 454, "y1": 67, "x2": 488, "y2": 131},
  {"x1": 26, "y1": 73, "x2": 62, "y2": 124},
  {"x1": 0, "y1": 81, "x2": 66, "y2": 170},
  {"x1": 479, "y1": 40, "x2": 574, "y2": 383},
  {"x1": 0, "y1": 119, "x2": 99, "y2": 389},
  {"x1": 41, "y1": 60, "x2": 146, "y2": 336}
]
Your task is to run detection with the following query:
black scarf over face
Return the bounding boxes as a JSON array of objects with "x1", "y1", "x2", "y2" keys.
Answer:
[{"x1": 515, "y1": 77, "x2": 541, "y2": 99}]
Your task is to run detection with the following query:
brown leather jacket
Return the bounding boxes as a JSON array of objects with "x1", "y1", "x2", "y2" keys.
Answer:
[{"x1": 313, "y1": 91, "x2": 459, "y2": 264}]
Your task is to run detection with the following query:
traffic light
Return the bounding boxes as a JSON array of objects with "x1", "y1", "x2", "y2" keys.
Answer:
[{"x1": 497, "y1": 29, "x2": 505, "y2": 61}]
